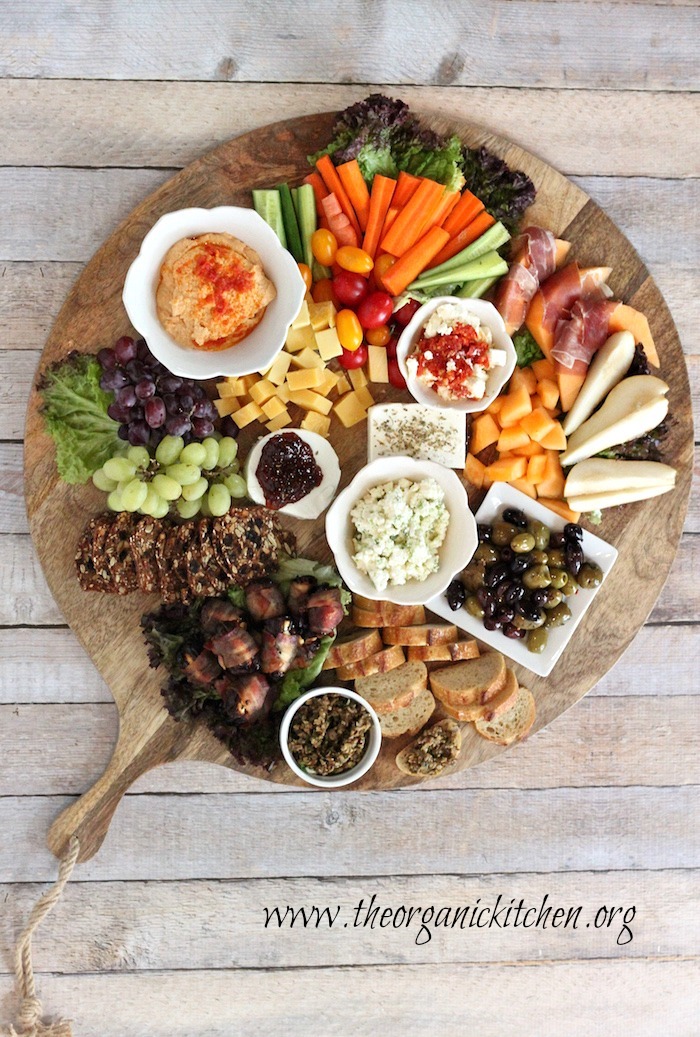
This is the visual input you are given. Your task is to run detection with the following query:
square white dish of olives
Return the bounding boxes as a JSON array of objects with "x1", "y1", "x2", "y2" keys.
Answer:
[{"x1": 426, "y1": 483, "x2": 618, "y2": 677}]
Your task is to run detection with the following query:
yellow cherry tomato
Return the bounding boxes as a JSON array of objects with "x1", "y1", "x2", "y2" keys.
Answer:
[
  {"x1": 311, "y1": 228, "x2": 338, "y2": 267},
  {"x1": 365, "y1": 324, "x2": 392, "y2": 347},
  {"x1": 336, "y1": 245, "x2": 374, "y2": 277},
  {"x1": 336, "y1": 309, "x2": 364, "y2": 352},
  {"x1": 374, "y1": 252, "x2": 396, "y2": 290},
  {"x1": 297, "y1": 262, "x2": 313, "y2": 291}
]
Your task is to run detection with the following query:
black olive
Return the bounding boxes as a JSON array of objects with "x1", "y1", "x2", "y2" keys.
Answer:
[
  {"x1": 550, "y1": 531, "x2": 566, "y2": 549},
  {"x1": 483, "y1": 616, "x2": 502, "y2": 631},
  {"x1": 503, "y1": 507, "x2": 528, "y2": 528},
  {"x1": 494, "y1": 580, "x2": 513, "y2": 603},
  {"x1": 482, "y1": 599, "x2": 496, "y2": 617},
  {"x1": 503, "y1": 623, "x2": 523, "y2": 639},
  {"x1": 485, "y1": 562, "x2": 510, "y2": 587},
  {"x1": 521, "y1": 601, "x2": 544, "y2": 624},
  {"x1": 531, "y1": 588, "x2": 549, "y2": 607},
  {"x1": 496, "y1": 606, "x2": 515, "y2": 624},
  {"x1": 500, "y1": 545, "x2": 514, "y2": 563},
  {"x1": 564, "y1": 523, "x2": 584, "y2": 543},
  {"x1": 445, "y1": 580, "x2": 466, "y2": 611},
  {"x1": 477, "y1": 523, "x2": 493, "y2": 543},
  {"x1": 509, "y1": 554, "x2": 531, "y2": 575},
  {"x1": 565, "y1": 542, "x2": 584, "y2": 576},
  {"x1": 476, "y1": 586, "x2": 491, "y2": 607},
  {"x1": 504, "y1": 583, "x2": 525, "y2": 605}
]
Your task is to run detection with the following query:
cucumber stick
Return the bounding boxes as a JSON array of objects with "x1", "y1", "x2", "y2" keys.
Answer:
[
  {"x1": 277, "y1": 183, "x2": 304, "y2": 262},
  {"x1": 409, "y1": 221, "x2": 510, "y2": 288},
  {"x1": 456, "y1": 275, "x2": 501, "y2": 300},
  {"x1": 409, "y1": 251, "x2": 507, "y2": 291},
  {"x1": 252, "y1": 189, "x2": 286, "y2": 248},
  {"x1": 292, "y1": 183, "x2": 317, "y2": 270}
]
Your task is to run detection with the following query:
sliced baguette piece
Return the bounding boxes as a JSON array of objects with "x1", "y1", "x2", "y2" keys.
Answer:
[
  {"x1": 337, "y1": 645, "x2": 406, "y2": 680},
  {"x1": 407, "y1": 640, "x2": 480, "y2": 663},
  {"x1": 430, "y1": 652, "x2": 506, "y2": 710},
  {"x1": 439, "y1": 668, "x2": 518, "y2": 723},
  {"x1": 382, "y1": 623, "x2": 458, "y2": 646},
  {"x1": 322, "y1": 628, "x2": 383, "y2": 671},
  {"x1": 379, "y1": 686, "x2": 436, "y2": 739},
  {"x1": 354, "y1": 660, "x2": 427, "y2": 716},
  {"x1": 352, "y1": 598, "x2": 427, "y2": 625},
  {"x1": 396, "y1": 719, "x2": 462, "y2": 778},
  {"x1": 475, "y1": 686, "x2": 536, "y2": 746}
]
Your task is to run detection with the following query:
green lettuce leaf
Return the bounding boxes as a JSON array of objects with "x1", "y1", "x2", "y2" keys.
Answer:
[
  {"x1": 511, "y1": 328, "x2": 544, "y2": 368},
  {"x1": 272, "y1": 553, "x2": 351, "y2": 611},
  {"x1": 396, "y1": 136, "x2": 466, "y2": 192},
  {"x1": 40, "y1": 353, "x2": 123, "y2": 483},
  {"x1": 226, "y1": 586, "x2": 247, "y2": 609},
  {"x1": 274, "y1": 634, "x2": 336, "y2": 710}
]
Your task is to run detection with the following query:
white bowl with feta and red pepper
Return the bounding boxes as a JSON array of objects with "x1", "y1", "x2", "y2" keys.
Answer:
[{"x1": 396, "y1": 297, "x2": 516, "y2": 413}]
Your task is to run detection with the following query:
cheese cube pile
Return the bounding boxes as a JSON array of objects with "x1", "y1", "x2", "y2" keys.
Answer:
[{"x1": 213, "y1": 295, "x2": 391, "y2": 436}]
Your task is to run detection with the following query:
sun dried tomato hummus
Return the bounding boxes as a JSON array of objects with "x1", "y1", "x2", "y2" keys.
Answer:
[{"x1": 156, "y1": 233, "x2": 276, "y2": 351}]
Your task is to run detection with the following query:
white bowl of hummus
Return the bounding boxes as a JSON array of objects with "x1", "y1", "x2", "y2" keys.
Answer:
[
  {"x1": 396, "y1": 297, "x2": 517, "y2": 413},
  {"x1": 122, "y1": 206, "x2": 306, "y2": 379}
]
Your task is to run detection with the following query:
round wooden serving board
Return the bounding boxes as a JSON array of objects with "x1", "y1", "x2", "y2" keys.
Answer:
[{"x1": 24, "y1": 112, "x2": 693, "y2": 863}]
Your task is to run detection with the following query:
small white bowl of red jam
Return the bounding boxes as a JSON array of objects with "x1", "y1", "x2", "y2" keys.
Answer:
[
  {"x1": 396, "y1": 296, "x2": 516, "y2": 413},
  {"x1": 122, "y1": 206, "x2": 306, "y2": 381}
]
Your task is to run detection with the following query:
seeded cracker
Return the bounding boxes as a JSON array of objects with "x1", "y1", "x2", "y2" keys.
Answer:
[
  {"x1": 103, "y1": 513, "x2": 139, "y2": 594},
  {"x1": 130, "y1": 516, "x2": 161, "y2": 593},
  {"x1": 187, "y1": 518, "x2": 228, "y2": 598},
  {"x1": 75, "y1": 513, "x2": 114, "y2": 591}
]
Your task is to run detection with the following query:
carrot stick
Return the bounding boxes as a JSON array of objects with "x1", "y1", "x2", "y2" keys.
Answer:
[
  {"x1": 362, "y1": 174, "x2": 396, "y2": 258},
  {"x1": 321, "y1": 193, "x2": 358, "y2": 247},
  {"x1": 380, "y1": 179, "x2": 446, "y2": 257},
  {"x1": 303, "y1": 172, "x2": 329, "y2": 213},
  {"x1": 392, "y1": 171, "x2": 421, "y2": 208},
  {"x1": 381, "y1": 226, "x2": 450, "y2": 297},
  {"x1": 442, "y1": 190, "x2": 485, "y2": 238},
  {"x1": 425, "y1": 211, "x2": 496, "y2": 269},
  {"x1": 381, "y1": 205, "x2": 400, "y2": 237},
  {"x1": 336, "y1": 160, "x2": 371, "y2": 232},
  {"x1": 315, "y1": 154, "x2": 362, "y2": 239},
  {"x1": 428, "y1": 189, "x2": 460, "y2": 230}
]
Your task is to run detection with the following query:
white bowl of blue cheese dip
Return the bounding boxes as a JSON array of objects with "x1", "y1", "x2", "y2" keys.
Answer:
[{"x1": 325, "y1": 456, "x2": 478, "y2": 605}]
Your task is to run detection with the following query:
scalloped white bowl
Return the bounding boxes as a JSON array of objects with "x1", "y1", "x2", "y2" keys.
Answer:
[
  {"x1": 122, "y1": 206, "x2": 306, "y2": 380},
  {"x1": 396, "y1": 296, "x2": 517, "y2": 413},
  {"x1": 325, "y1": 456, "x2": 478, "y2": 606}
]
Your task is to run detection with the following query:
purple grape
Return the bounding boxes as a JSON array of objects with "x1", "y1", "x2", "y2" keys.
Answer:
[
  {"x1": 131, "y1": 405, "x2": 144, "y2": 421},
  {"x1": 118, "y1": 424, "x2": 130, "y2": 441},
  {"x1": 192, "y1": 398, "x2": 210, "y2": 418},
  {"x1": 165, "y1": 415, "x2": 191, "y2": 437},
  {"x1": 127, "y1": 420, "x2": 150, "y2": 446},
  {"x1": 219, "y1": 416, "x2": 240, "y2": 439},
  {"x1": 107, "y1": 401, "x2": 130, "y2": 423},
  {"x1": 159, "y1": 374, "x2": 183, "y2": 393},
  {"x1": 136, "y1": 338, "x2": 150, "y2": 361},
  {"x1": 191, "y1": 417, "x2": 215, "y2": 438},
  {"x1": 114, "y1": 336, "x2": 137, "y2": 365},
  {"x1": 179, "y1": 394, "x2": 194, "y2": 412},
  {"x1": 97, "y1": 347, "x2": 117, "y2": 370},
  {"x1": 192, "y1": 384, "x2": 206, "y2": 400},
  {"x1": 163, "y1": 393, "x2": 178, "y2": 413},
  {"x1": 135, "y1": 377, "x2": 156, "y2": 400},
  {"x1": 125, "y1": 359, "x2": 146, "y2": 382},
  {"x1": 145, "y1": 397, "x2": 166, "y2": 428},
  {"x1": 101, "y1": 368, "x2": 129, "y2": 392},
  {"x1": 117, "y1": 385, "x2": 137, "y2": 408}
]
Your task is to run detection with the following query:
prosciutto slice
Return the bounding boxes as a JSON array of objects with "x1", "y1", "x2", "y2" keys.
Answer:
[
  {"x1": 552, "y1": 294, "x2": 618, "y2": 373},
  {"x1": 494, "y1": 226, "x2": 557, "y2": 334}
]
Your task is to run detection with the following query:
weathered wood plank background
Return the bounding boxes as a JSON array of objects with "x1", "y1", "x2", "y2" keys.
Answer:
[{"x1": 1, "y1": 3, "x2": 698, "y2": 1034}]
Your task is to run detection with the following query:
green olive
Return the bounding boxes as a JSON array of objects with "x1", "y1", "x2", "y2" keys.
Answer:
[
  {"x1": 491, "y1": 521, "x2": 519, "y2": 546},
  {"x1": 462, "y1": 559, "x2": 487, "y2": 592},
  {"x1": 511, "y1": 531, "x2": 536, "y2": 553},
  {"x1": 522, "y1": 564, "x2": 552, "y2": 590},
  {"x1": 561, "y1": 573, "x2": 579, "y2": 597},
  {"x1": 547, "y1": 548, "x2": 566, "y2": 568},
  {"x1": 465, "y1": 595, "x2": 485, "y2": 619},
  {"x1": 527, "y1": 628, "x2": 549, "y2": 654},
  {"x1": 513, "y1": 610, "x2": 546, "y2": 631},
  {"x1": 578, "y1": 562, "x2": 604, "y2": 589},
  {"x1": 474, "y1": 543, "x2": 499, "y2": 565},
  {"x1": 544, "y1": 602, "x2": 573, "y2": 628},
  {"x1": 531, "y1": 549, "x2": 549, "y2": 566},
  {"x1": 549, "y1": 567, "x2": 568, "y2": 590},
  {"x1": 527, "y1": 519, "x2": 551, "y2": 550},
  {"x1": 542, "y1": 588, "x2": 564, "y2": 609}
]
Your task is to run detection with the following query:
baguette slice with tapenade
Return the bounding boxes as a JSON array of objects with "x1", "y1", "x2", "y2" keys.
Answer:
[
  {"x1": 354, "y1": 660, "x2": 426, "y2": 715},
  {"x1": 396, "y1": 718, "x2": 462, "y2": 778},
  {"x1": 474, "y1": 685, "x2": 536, "y2": 745}
]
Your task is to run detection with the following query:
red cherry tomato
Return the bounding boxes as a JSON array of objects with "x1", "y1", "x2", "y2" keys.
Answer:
[
  {"x1": 356, "y1": 291, "x2": 394, "y2": 330},
  {"x1": 394, "y1": 298, "x2": 421, "y2": 326},
  {"x1": 386, "y1": 337, "x2": 398, "y2": 360},
  {"x1": 338, "y1": 344, "x2": 368, "y2": 370},
  {"x1": 333, "y1": 270, "x2": 369, "y2": 308},
  {"x1": 388, "y1": 358, "x2": 407, "y2": 390}
]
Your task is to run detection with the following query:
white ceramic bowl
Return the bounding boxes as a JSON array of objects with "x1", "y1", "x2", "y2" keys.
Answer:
[
  {"x1": 280, "y1": 687, "x2": 382, "y2": 788},
  {"x1": 325, "y1": 456, "x2": 478, "y2": 606},
  {"x1": 427, "y1": 483, "x2": 619, "y2": 677},
  {"x1": 396, "y1": 296, "x2": 517, "y2": 413},
  {"x1": 122, "y1": 206, "x2": 306, "y2": 380}
]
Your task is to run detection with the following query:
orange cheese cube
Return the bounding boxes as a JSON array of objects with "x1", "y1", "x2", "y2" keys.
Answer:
[
  {"x1": 290, "y1": 346, "x2": 325, "y2": 370},
  {"x1": 308, "y1": 300, "x2": 337, "y2": 331},
  {"x1": 335, "y1": 373, "x2": 352, "y2": 396},
  {"x1": 301, "y1": 412, "x2": 332, "y2": 437},
  {"x1": 348, "y1": 367, "x2": 368, "y2": 390},
  {"x1": 291, "y1": 299, "x2": 311, "y2": 329},
  {"x1": 368, "y1": 345, "x2": 389, "y2": 383},
  {"x1": 265, "y1": 351, "x2": 292, "y2": 385},
  {"x1": 285, "y1": 324, "x2": 317, "y2": 353},
  {"x1": 248, "y1": 379, "x2": 277, "y2": 405},
  {"x1": 286, "y1": 367, "x2": 325, "y2": 392},
  {"x1": 333, "y1": 391, "x2": 367, "y2": 428},
  {"x1": 354, "y1": 384, "x2": 375, "y2": 410},
  {"x1": 232, "y1": 401, "x2": 265, "y2": 428},
  {"x1": 214, "y1": 396, "x2": 240, "y2": 417},
  {"x1": 261, "y1": 396, "x2": 287, "y2": 420},
  {"x1": 265, "y1": 409, "x2": 292, "y2": 432},
  {"x1": 315, "y1": 327, "x2": 343, "y2": 361},
  {"x1": 288, "y1": 389, "x2": 333, "y2": 415}
]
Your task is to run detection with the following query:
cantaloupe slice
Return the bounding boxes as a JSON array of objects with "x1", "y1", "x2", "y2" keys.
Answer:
[
  {"x1": 557, "y1": 369, "x2": 587, "y2": 414},
  {"x1": 509, "y1": 366, "x2": 538, "y2": 395},
  {"x1": 484, "y1": 456, "x2": 527, "y2": 482},
  {"x1": 464, "y1": 453, "x2": 486, "y2": 489},
  {"x1": 607, "y1": 303, "x2": 659, "y2": 367},
  {"x1": 499, "y1": 384, "x2": 533, "y2": 428},
  {"x1": 497, "y1": 426, "x2": 530, "y2": 453},
  {"x1": 511, "y1": 477, "x2": 537, "y2": 499},
  {"x1": 536, "y1": 451, "x2": 566, "y2": 498},
  {"x1": 539, "y1": 421, "x2": 567, "y2": 452},
  {"x1": 555, "y1": 239, "x2": 571, "y2": 268},
  {"x1": 486, "y1": 395, "x2": 505, "y2": 417},
  {"x1": 521, "y1": 407, "x2": 558, "y2": 443},
  {"x1": 537, "y1": 377, "x2": 560, "y2": 411},
  {"x1": 470, "y1": 413, "x2": 500, "y2": 455},
  {"x1": 538, "y1": 498, "x2": 581, "y2": 523},
  {"x1": 531, "y1": 358, "x2": 557, "y2": 382},
  {"x1": 527, "y1": 454, "x2": 547, "y2": 483},
  {"x1": 512, "y1": 441, "x2": 545, "y2": 458}
]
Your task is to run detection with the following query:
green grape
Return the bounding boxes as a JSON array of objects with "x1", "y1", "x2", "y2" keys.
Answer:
[
  {"x1": 217, "y1": 436, "x2": 238, "y2": 468},
  {"x1": 199, "y1": 495, "x2": 212, "y2": 518},
  {"x1": 200, "y1": 437, "x2": 220, "y2": 471},
  {"x1": 107, "y1": 490, "x2": 123, "y2": 512},
  {"x1": 207, "y1": 483, "x2": 231, "y2": 517},
  {"x1": 225, "y1": 459, "x2": 240, "y2": 475},
  {"x1": 176, "y1": 497, "x2": 202, "y2": 519},
  {"x1": 179, "y1": 442, "x2": 207, "y2": 467},
  {"x1": 140, "y1": 485, "x2": 161, "y2": 517},
  {"x1": 155, "y1": 435, "x2": 185, "y2": 466},
  {"x1": 150, "y1": 495, "x2": 170, "y2": 519},
  {"x1": 92, "y1": 468, "x2": 117, "y2": 492},
  {"x1": 181, "y1": 476, "x2": 208, "y2": 501},
  {"x1": 104, "y1": 457, "x2": 137, "y2": 482},
  {"x1": 222, "y1": 473, "x2": 247, "y2": 499},
  {"x1": 152, "y1": 473, "x2": 182, "y2": 501},
  {"x1": 126, "y1": 445, "x2": 151, "y2": 469},
  {"x1": 121, "y1": 478, "x2": 148, "y2": 512},
  {"x1": 165, "y1": 463, "x2": 202, "y2": 487}
]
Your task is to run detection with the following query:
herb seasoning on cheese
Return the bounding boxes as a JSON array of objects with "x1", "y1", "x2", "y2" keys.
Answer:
[
  {"x1": 350, "y1": 477, "x2": 449, "y2": 591},
  {"x1": 368, "y1": 403, "x2": 467, "y2": 468}
]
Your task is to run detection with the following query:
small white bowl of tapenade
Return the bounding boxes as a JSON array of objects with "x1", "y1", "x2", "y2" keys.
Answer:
[{"x1": 280, "y1": 687, "x2": 382, "y2": 788}]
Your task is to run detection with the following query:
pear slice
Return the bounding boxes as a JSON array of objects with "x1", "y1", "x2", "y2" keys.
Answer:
[
  {"x1": 564, "y1": 458, "x2": 677, "y2": 497},
  {"x1": 567, "y1": 482, "x2": 675, "y2": 512},
  {"x1": 561, "y1": 331, "x2": 636, "y2": 436}
]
